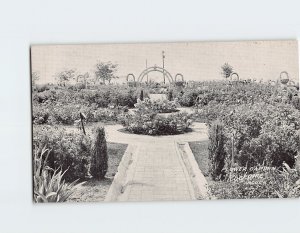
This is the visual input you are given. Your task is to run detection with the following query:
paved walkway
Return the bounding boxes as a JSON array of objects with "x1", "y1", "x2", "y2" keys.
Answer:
[{"x1": 105, "y1": 122, "x2": 208, "y2": 202}]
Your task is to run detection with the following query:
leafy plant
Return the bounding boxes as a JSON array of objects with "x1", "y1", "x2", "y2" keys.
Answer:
[{"x1": 33, "y1": 146, "x2": 83, "y2": 203}]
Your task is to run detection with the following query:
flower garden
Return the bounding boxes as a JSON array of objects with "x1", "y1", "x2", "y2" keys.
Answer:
[{"x1": 32, "y1": 76, "x2": 300, "y2": 202}]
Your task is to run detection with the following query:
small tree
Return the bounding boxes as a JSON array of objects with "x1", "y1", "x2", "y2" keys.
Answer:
[
  {"x1": 90, "y1": 127, "x2": 108, "y2": 179},
  {"x1": 55, "y1": 69, "x2": 75, "y2": 87},
  {"x1": 221, "y1": 63, "x2": 233, "y2": 79},
  {"x1": 95, "y1": 61, "x2": 118, "y2": 84}
]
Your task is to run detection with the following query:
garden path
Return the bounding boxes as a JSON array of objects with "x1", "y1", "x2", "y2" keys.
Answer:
[{"x1": 104, "y1": 122, "x2": 208, "y2": 201}]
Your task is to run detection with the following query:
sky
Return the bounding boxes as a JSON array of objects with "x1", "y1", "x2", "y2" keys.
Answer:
[{"x1": 31, "y1": 40, "x2": 299, "y2": 84}]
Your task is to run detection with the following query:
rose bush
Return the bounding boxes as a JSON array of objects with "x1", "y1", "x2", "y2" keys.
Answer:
[
  {"x1": 119, "y1": 112, "x2": 193, "y2": 135},
  {"x1": 33, "y1": 126, "x2": 92, "y2": 182},
  {"x1": 119, "y1": 99, "x2": 193, "y2": 135},
  {"x1": 206, "y1": 102, "x2": 300, "y2": 181},
  {"x1": 32, "y1": 102, "x2": 126, "y2": 125},
  {"x1": 134, "y1": 98, "x2": 179, "y2": 113},
  {"x1": 209, "y1": 164, "x2": 300, "y2": 199}
]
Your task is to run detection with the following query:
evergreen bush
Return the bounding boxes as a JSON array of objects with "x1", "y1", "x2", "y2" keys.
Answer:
[
  {"x1": 168, "y1": 89, "x2": 173, "y2": 101},
  {"x1": 90, "y1": 127, "x2": 108, "y2": 179},
  {"x1": 208, "y1": 120, "x2": 227, "y2": 180},
  {"x1": 140, "y1": 89, "x2": 144, "y2": 101}
]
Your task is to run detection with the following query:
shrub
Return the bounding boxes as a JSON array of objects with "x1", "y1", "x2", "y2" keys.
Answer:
[
  {"x1": 200, "y1": 102, "x2": 300, "y2": 171},
  {"x1": 118, "y1": 98, "x2": 192, "y2": 135},
  {"x1": 208, "y1": 120, "x2": 227, "y2": 180},
  {"x1": 168, "y1": 89, "x2": 173, "y2": 101},
  {"x1": 177, "y1": 89, "x2": 200, "y2": 107},
  {"x1": 33, "y1": 126, "x2": 92, "y2": 182},
  {"x1": 209, "y1": 164, "x2": 300, "y2": 199},
  {"x1": 140, "y1": 89, "x2": 144, "y2": 101},
  {"x1": 90, "y1": 127, "x2": 108, "y2": 179},
  {"x1": 49, "y1": 104, "x2": 79, "y2": 125},
  {"x1": 79, "y1": 86, "x2": 137, "y2": 108},
  {"x1": 36, "y1": 84, "x2": 51, "y2": 92},
  {"x1": 134, "y1": 98, "x2": 179, "y2": 114},
  {"x1": 33, "y1": 86, "x2": 139, "y2": 110},
  {"x1": 32, "y1": 104, "x2": 50, "y2": 124},
  {"x1": 119, "y1": 108, "x2": 193, "y2": 135},
  {"x1": 222, "y1": 103, "x2": 300, "y2": 169},
  {"x1": 32, "y1": 90, "x2": 58, "y2": 103},
  {"x1": 33, "y1": 102, "x2": 125, "y2": 125},
  {"x1": 292, "y1": 95, "x2": 300, "y2": 110}
]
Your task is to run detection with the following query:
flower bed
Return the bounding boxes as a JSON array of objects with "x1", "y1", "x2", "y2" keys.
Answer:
[
  {"x1": 118, "y1": 98, "x2": 193, "y2": 135},
  {"x1": 119, "y1": 112, "x2": 193, "y2": 135},
  {"x1": 209, "y1": 164, "x2": 300, "y2": 199},
  {"x1": 32, "y1": 103, "x2": 127, "y2": 125},
  {"x1": 33, "y1": 125, "x2": 92, "y2": 182},
  {"x1": 204, "y1": 102, "x2": 300, "y2": 184}
]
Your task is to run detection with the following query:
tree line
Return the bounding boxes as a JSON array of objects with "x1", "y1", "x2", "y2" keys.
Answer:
[{"x1": 32, "y1": 61, "x2": 119, "y2": 86}]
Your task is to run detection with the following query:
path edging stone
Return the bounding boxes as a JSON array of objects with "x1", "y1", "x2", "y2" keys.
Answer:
[
  {"x1": 104, "y1": 144, "x2": 138, "y2": 202},
  {"x1": 177, "y1": 141, "x2": 209, "y2": 200},
  {"x1": 173, "y1": 141, "x2": 196, "y2": 200}
]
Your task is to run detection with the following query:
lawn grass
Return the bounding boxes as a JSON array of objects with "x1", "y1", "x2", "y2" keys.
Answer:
[
  {"x1": 188, "y1": 140, "x2": 209, "y2": 177},
  {"x1": 67, "y1": 142, "x2": 128, "y2": 202}
]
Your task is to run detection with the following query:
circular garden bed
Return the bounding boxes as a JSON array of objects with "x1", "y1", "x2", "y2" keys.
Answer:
[{"x1": 118, "y1": 98, "x2": 194, "y2": 135}]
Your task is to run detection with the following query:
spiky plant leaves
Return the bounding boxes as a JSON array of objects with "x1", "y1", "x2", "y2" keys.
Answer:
[{"x1": 33, "y1": 147, "x2": 83, "y2": 203}]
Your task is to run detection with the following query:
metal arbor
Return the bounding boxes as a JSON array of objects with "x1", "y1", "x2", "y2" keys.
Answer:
[
  {"x1": 280, "y1": 71, "x2": 289, "y2": 84},
  {"x1": 126, "y1": 73, "x2": 136, "y2": 82},
  {"x1": 174, "y1": 73, "x2": 185, "y2": 87},
  {"x1": 126, "y1": 73, "x2": 136, "y2": 87},
  {"x1": 230, "y1": 72, "x2": 239, "y2": 81},
  {"x1": 137, "y1": 66, "x2": 174, "y2": 84},
  {"x1": 175, "y1": 73, "x2": 184, "y2": 82}
]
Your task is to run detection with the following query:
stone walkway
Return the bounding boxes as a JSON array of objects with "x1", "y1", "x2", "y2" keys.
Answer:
[{"x1": 105, "y1": 122, "x2": 208, "y2": 202}]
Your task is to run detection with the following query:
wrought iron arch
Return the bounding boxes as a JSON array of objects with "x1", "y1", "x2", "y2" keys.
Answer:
[
  {"x1": 175, "y1": 73, "x2": 184, "y2": 82},
  {"x1": 76, "y1": 72, "x2": 89, "y2": 83},
  {"x1": 137, "y1": 66, "x2": 174, "y2": 83},
  {"x1": 230, "y1": 72, "x2": 239, "y2": 81},
  {"x1": 126, "y1": 73, "x2": 135, "y2": 82},
  {"x1": 279, "y1": 71, "x2": 289, "y2": 84}
]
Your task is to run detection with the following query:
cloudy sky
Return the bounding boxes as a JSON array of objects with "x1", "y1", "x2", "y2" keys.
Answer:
[{"x1": 31, "y1": 40, "x2": 298, "y2": 84}]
